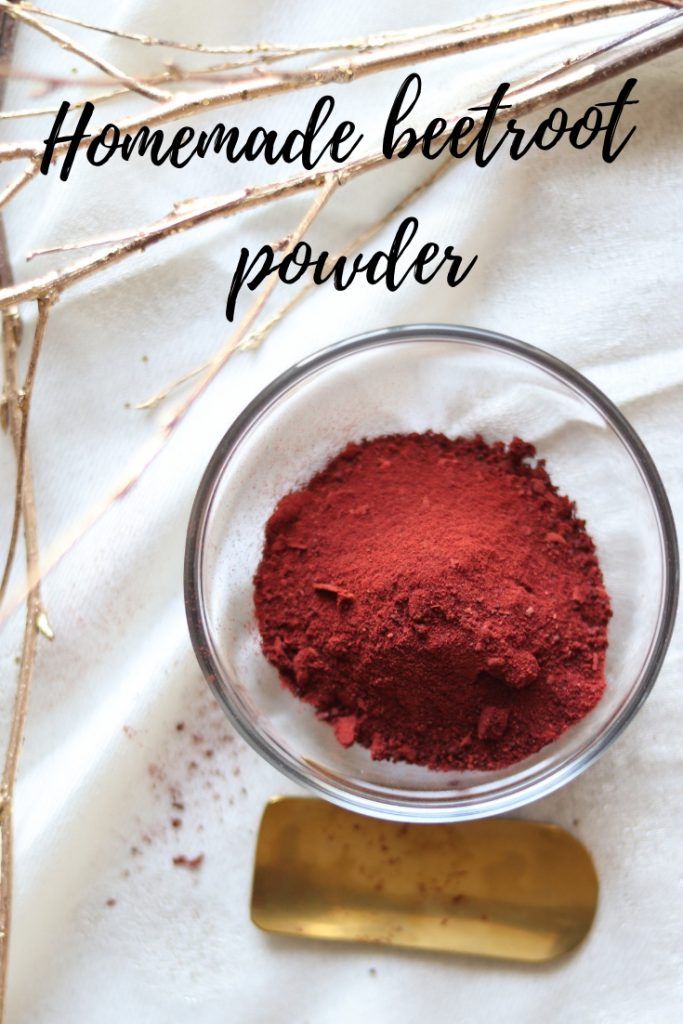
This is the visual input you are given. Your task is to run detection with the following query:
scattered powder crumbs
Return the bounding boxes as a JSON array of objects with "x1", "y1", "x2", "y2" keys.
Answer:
[
  {"x1": 105, "y1": 898, "x2": 117, "y2": 908},
  {"x1": 120, "y1": 685, "x2": 248, "y2": 881},
  {"x1": 172, "y1": 854, "x2": 204, "y2": 871}
]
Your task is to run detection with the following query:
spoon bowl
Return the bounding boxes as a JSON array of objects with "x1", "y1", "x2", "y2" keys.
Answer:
[{"x1": 251, "y1": 797, "x2": 599, "y2": 962}]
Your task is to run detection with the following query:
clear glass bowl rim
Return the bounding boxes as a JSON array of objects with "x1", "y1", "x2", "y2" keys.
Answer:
[{"x1": 184, "y1": 323, "x2": 679, "y2": 821}]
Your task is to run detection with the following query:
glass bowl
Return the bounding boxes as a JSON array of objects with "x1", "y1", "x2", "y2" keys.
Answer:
[{"x1": 184, "y1": 325, "x2": 678, "y2": 822}]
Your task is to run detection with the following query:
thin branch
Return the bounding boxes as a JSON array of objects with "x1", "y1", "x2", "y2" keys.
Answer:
[
  {"x1": 0, "y1": 62, "x2": 248, "y2": 122},
  {"x1": 0, "y1": 0, "x2": 661, "y2": 164},
  {"x1": 0, "y1": 308, "x2": 44, "y2": 1018},
  {"x1": 134, "y1": 360, "x2": 209, "y2": 410},
  {"x1": 0, "y1": 0, "x2": 172, "y2": 102},
  {"x1": 9, "y1": 0, "x2": 373, "y2": 56},
  {"x1": 0, "y1": 56, "x2": 281, "y2": 121},
  {"x1": 0, "y1": 49, "x2": 321, "y2": 113},
  {"x1": 0, "y1": 64, "x2": 133, "y2": 88},
  {"x1": 0, "y1": 157, "x2": 40, "y2": 210},
  {"x1": 0, "y1": 312, "x2": 44, "y2": 792},
  {"x1": 11, "y1": 0, "x2": 646, "y2": 57},
  {"x1": 14, "y1": 172, "x2": 335, "y2": 284},
  {"x1": 0, "y1": 15, "x2": 45, "y2": 1009},
  {"x1": 0, "y1": 84, "x2": 129, "y2": 120},
  {"x1": 3, "y1": 9, "x2": 682, "y2": 311},
  {"x1": 0, "y1": 295, "x2": 54, "y2": 611},
  {"x1": 0, "y1": 52, "x2": 343, "y2": 98},
  {"x1": 0, "y1": 56, "x2": 286, "y2": 91}
]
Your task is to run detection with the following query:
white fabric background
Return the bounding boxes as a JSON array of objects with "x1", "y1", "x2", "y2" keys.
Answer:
[{"x1": 1, "y1": 2, "x2": 681, "y2": 1022}]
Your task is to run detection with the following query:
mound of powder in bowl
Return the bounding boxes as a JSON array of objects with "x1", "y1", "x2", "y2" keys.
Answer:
[{"x1": 253, "y1": 433, "x2": 611, "y2": 771}]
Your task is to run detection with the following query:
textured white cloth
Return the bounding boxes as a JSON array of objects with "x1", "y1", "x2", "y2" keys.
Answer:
[{"x1": 1, "y1": 2, "x2": 682, "y2": 1022}]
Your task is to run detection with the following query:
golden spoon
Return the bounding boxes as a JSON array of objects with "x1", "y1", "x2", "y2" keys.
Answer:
[{"x1": 251, "y1": 797, "x2": 598, "y2": 962}]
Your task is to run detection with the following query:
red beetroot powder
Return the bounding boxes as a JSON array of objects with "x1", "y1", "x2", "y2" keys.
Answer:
[{"x1": 254, "y1": 433, "x2": 611, "y2": 771}]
